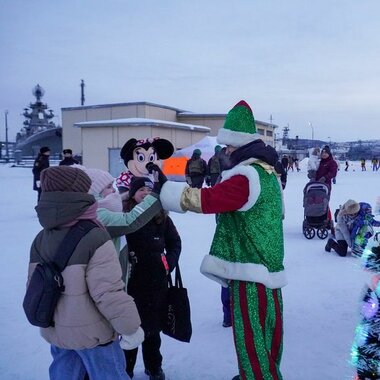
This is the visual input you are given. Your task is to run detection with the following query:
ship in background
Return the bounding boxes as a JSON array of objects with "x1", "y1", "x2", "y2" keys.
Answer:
[{"x1": 14, "y1": 84, "x2": 62, "y2": 156}]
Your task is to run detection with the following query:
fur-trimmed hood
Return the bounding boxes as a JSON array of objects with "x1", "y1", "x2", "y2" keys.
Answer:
[{"x1": 229, "y1": 139, "x2": 278, "y2": 169}]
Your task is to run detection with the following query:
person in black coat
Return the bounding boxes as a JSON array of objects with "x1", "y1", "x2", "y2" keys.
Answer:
[
  {"x1": 185, "y1": 149, "x2": 207, "y2": 189},
  {"x1": 59, "y1": 149, "x2": 79, "y2": 166},
  {"x1": 281, "y1": 155, "x2": 289, "y2": 173},
  {"x1": 32, "y1": 146, "x2": 50, "y2": 202},
  {"x1": 275, "y1": 161, "x2": 287, "y2": 190},
  {"x1": 206, "y1": 145, "x2": 222, "y2": 187},
  {"x1": 123, "y1": 177, "x2": 181, "y2": 380}
]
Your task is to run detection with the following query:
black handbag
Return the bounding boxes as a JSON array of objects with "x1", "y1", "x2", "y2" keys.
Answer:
[{"x1": 162, "y1": 264, "x2": 192, "y2": 342}]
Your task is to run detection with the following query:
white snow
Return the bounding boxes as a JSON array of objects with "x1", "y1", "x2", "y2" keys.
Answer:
[{"x1": 1, "y1": 162, "x2": 379, "y2": 380}]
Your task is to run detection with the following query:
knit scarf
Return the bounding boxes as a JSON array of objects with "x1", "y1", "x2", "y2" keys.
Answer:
[{"x1": 63, "y1": 202, "x2": 104, "y2": 228}]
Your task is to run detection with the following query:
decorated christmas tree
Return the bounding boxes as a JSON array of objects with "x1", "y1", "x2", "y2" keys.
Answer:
[{"x1": 351, "y1": 233, "x2": 380, "y2": 379}]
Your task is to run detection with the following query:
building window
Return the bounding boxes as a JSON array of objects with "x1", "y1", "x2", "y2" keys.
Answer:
[
  {"x1": 266, "y1": 130, "x2": 273, "y2": 137},
  {"x1": 258, "y1": 128, "x2": 265, "y2": 135}
]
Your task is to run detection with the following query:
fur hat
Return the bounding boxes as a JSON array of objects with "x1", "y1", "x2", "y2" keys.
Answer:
[
  {"x1": 322, "y1": 145, "x2": 331, "y2": 155},
  {"x1": 41, "y1": 166, "x2": 91, "y2": 193},
  {"x1": 214, "y1": 145, "x2": 222, "y2": 153},
  {"x1": 129, "y1": 176, "x2": 153, "y2": 199},
  {"x1": 217, "y1": 100, "x2": 260, "y2": 147},
  {"x1": 84, "y1": 168, "x2": 115, "y2": 195},
  {"x1": 63, "y1": 149, "x2": 73, "y2": 154},
  {"x1": 40, "y1": 146, "x2": 50, "y2": 154},
  {"x1": 342, "y1": 199, "x2": 360, "y2": 215}
]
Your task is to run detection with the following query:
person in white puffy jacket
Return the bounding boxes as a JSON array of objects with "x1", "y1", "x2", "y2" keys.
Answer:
[{"x1": 307, "y1": 147, "x2": 320, "y2": 180}]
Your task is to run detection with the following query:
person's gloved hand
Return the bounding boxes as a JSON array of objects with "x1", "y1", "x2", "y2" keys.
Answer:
[
  {"x1": 205, "y1": 177, "x2": 211, "y2": 187},
  {"x1": 185, "y1": 176, "x2": 192, "y2": 186},
  {"x1": 119, "y1": 327, "x2": 145, "y2": 350},
  {"x1": 36, "y1": 180, "x2": 41, "y2": 188},
  {"x1": 146, "y1": 162, "x2": 167, "y2": 194},
  {"x1": 318, "y1": 176, "x2": 326, "y2": 183}
]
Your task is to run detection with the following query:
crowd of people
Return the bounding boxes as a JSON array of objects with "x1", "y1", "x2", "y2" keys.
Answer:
[{"x1": 27, "y1": 101, "x2": 379, "y2": 380}]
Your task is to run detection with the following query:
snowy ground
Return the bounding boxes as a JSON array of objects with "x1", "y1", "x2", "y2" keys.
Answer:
[{"x1": 0, "y1": 161, "x2": 379, "y2": 380}]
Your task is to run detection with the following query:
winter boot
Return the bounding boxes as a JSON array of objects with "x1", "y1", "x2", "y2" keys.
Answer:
[
  {"x1": 325, "y1": 238, "x2": 335, "y2": 252},
  {"x1": 145, "y1": 367, "x2": 165, "y2": 380}
]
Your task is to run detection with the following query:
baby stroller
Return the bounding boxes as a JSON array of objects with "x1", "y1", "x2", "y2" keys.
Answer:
[{"x1": 302, "y1": 181, "x2": 332, "y2": 239}]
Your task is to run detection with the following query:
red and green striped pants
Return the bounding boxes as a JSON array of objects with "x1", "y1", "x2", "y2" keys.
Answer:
[{"x1": 230, "y1": 280, "x2": 283, "y2": 380}]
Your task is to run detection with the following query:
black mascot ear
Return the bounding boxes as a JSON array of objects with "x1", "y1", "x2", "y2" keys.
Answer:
[
  {"x1": 152, "y1": 139, "x2": 174, "y2": 159},
  {"x1": 120, "y1": 138, "x2": 137, "y2": 165}
]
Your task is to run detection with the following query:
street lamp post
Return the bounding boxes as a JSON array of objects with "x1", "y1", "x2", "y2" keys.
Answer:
[
  {"x1": 309, "y1": 122, "x2": 314, "y2": 141},
  {"x1": 4, "y1": 110, "x2": 9, "y2": 162}
]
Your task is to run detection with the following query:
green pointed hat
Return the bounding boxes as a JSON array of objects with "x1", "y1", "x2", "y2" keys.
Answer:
[{"x1": 217, "y1": 100, "x2": 260, "y2": 147}]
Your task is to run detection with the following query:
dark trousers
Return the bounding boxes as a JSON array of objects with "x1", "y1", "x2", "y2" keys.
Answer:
[
  {"x1": 190, "y1": 175, "x2": 205, "y2": 189},
  {"x1": 331, "y1": 239, "x2": 348, "y2": 257},
  {"x1": 124, "y1": 332, "x2": 162, "y2": 374},
  {"x1": 221, "y1": 286, "x2": 231, "y2": 324},
  {"x1": 37, "y1": 188, "x2": 42, "y2": 202},
  {"x1": 210, "y1": 173, "x2": 220, "y2": 187}
]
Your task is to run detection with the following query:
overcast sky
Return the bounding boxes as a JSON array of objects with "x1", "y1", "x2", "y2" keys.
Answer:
[{"x1": 1, "y1": 0, "x2": 379, "y2": 143}]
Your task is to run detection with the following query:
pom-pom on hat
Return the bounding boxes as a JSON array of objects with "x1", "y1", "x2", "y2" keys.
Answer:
[
  {"x1": 342, "y1": 199, "x2": 360, "y2": 215},
  {"x1": 40, "y1": 146, "x2": 50, "y2": 154},
  {"x1": 40, "y1": 166, "x2": 91, "y2": 193},
  {"x1": 217, "y1": 100, "x2": 260, "y2": 147},
  {"x1": 129, "y1": 176, "x2": 153, "y2": 199},
  {"x1": 84, "y1": 168, "x2": 115, "y2": 195}
]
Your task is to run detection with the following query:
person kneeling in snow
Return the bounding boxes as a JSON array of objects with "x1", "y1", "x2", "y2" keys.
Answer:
[
  {"x1": 351, "y1": 202, "x2": 380, "y2": 258},
  {"x1": 325, "y1": 201, "x2": 380, "y2": 258},
  {"x1": 325, "y1": 199, "x2": 360, "y2": 257}
]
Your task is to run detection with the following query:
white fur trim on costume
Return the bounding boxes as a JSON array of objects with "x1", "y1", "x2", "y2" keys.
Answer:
[
  {"x1": 221, "y1": 165, "x2": 261, "y2": 211},
  {"x1": 200, "y1": 255, "x2": 287, "y2": 289},
  {"x1": 160, "y1": 181, "x2": 188, "y2": 213},
  {"x1": 217, "y1": 128, "x2": 261, "y2": 148},
  {"x1": 119, "y1": 327, "x2": 145, "y2": 350}
]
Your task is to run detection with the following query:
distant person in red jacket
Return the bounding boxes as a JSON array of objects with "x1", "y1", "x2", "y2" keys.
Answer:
[
  {"x1": 315, "y1": 145, "x2": 338, "y2": 194},
  {"x1": 315, "y1": 145, "x2": 338, "y2": 235}
]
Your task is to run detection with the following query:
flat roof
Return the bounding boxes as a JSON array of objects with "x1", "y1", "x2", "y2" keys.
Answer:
[
  {"x1": 178, "y1": 112, "x2": 278, "y2": 128},
  {"x1": 62, "y1": 101, "x2": 186, "y2": 112},
  {"x1": 74, "y1": 118, "x2": 211, "y2": 132},
  {"x1": 178, "y1": 112, "x2": 226, "y2": 118}
]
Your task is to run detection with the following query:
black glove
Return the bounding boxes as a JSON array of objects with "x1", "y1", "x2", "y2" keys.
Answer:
[
  {"x1": 146, "y1": 162, "x2": 167, "y2": 194},
  {"x1": 206, "y1": 177, "x2": 211, "y2": 187}
]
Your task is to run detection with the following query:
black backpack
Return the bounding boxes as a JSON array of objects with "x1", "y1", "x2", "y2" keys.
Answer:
[{"x1": 23, "y1": 220, "x2": 97, "y2": 328}]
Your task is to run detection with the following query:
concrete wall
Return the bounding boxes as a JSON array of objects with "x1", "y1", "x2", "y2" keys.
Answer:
[
  {"x1": 62, "y1": 103, "x2": 180, "y2": 156},
  {"x1": 80, "y1": 124, "x2": 208, "y2": 171},
  {"x1": 145, "y1": 105, "x2": 178, "y2": 122},
  {"x1": 178, "y1": 114, "x2": 275, "y2": 146},
  {"x1": 178, "y1": 115, "x2": 224, "y2": 136},
  {"x1": 61, "y1": 108, "x2": 87, "y2": 155}
]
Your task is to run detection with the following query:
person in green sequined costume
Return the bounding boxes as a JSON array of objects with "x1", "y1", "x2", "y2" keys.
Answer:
[{"x1": 159, "y1": 101, "x2": 286, "y2": 380}]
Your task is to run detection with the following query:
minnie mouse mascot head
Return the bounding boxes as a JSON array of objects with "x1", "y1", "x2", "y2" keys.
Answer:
[{"x1": 116, "y1": 137, "x2": 174, "y2": 193}]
